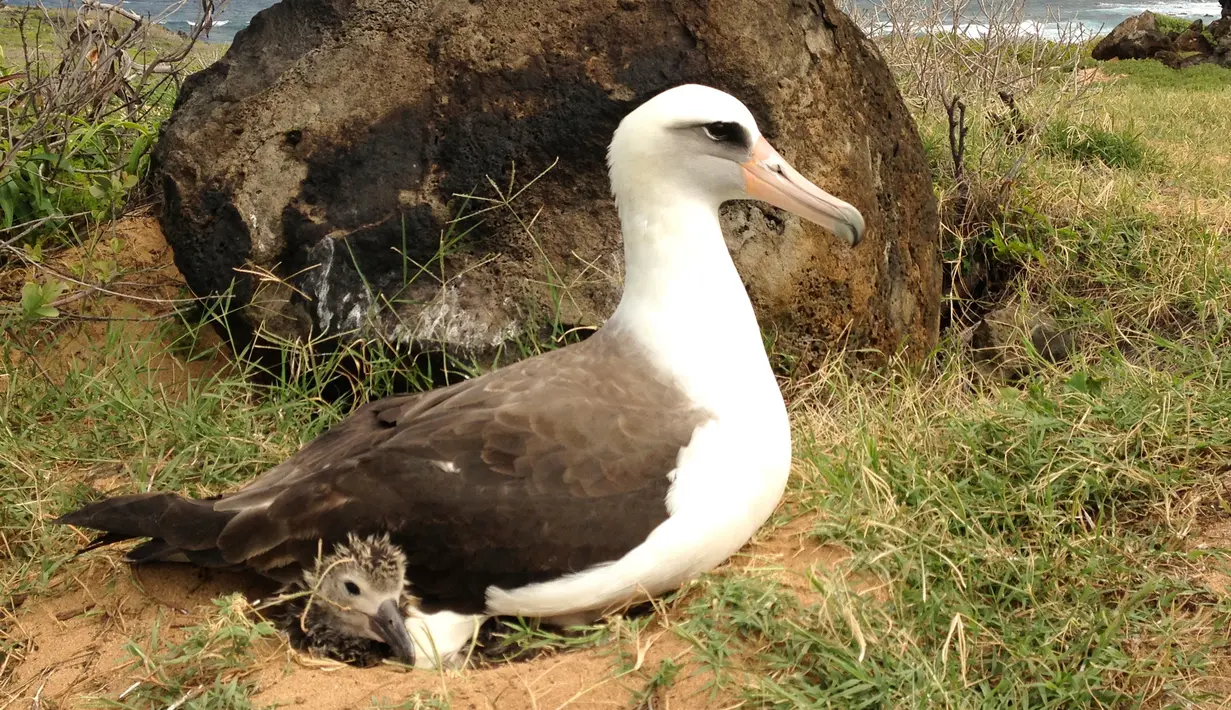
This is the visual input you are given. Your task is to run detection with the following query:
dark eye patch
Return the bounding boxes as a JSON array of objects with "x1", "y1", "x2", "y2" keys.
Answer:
[
  {"x1": 344, "y1": 581, "x2": 361, "y2": 595},
  {"x1": 702, "y1": 121, "x2": 749, "y2": 148}
]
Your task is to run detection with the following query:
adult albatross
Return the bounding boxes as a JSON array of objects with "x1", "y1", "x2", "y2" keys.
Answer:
[{"x1": 57, "y1": 84, "x2": 865, "y2": 669}]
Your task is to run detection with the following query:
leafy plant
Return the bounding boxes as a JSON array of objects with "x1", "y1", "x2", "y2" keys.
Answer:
[
  {"x1": 18, "y1": 279, "x2": 65, "y2": 320},
  {"x1": 1153, "y1": 13, "x2": 1215, "y2": 42},
  {"x1": 0, "y1": 3, "x2": 214, "y2": 249}
]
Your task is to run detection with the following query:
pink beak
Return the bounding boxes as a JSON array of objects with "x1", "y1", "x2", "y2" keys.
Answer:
[{"x1": 741, "y1": 137, "x2": 865, "y2": 246}]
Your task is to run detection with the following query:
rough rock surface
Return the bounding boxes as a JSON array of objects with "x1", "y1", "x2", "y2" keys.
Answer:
[
  {"x1": 1213, "y1": 18, "x2": 1231, "y2": 67},
  {"x1": 1213, "y1": 17, "x2": 1231, "y2": 40},
  {"x1": 1091, "y1": 12, "x2": 1175, "y2": 61},
  {"x1": 1175, "y1": 20, "x2": 1215, "y2": 54},
  {"x1": 155, "y1": 0, "x2": 941, "y2": 370},
  {"x1": 969, "y1": 301, "x2": 1075, "y2": 379}
]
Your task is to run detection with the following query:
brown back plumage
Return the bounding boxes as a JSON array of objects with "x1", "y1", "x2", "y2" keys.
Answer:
[{"x1": 57, "y1": 327, "x2": 712, "y2": 610}]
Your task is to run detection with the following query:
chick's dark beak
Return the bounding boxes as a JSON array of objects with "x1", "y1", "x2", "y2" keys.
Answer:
[{"x1": 369, "y1": 598, "x2": 415, "y2": 664}]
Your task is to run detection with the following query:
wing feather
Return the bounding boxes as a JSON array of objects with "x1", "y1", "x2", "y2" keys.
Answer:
[{"x1": 75, "y1": 331, "x2": 711, "y2": 607}]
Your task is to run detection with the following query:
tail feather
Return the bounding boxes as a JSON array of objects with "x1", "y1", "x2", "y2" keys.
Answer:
[
  {"x1": 81, "y1": 531, "x2": 137, "y2": 553},
  {"x1": 125, "y1": 539, "x2": 233, "y2": 567},
  {"x1": 57, "y1": 492, "x2": 235, "y2": 560}
]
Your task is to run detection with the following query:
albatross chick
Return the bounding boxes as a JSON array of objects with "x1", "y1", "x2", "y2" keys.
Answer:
[
  {"x1": 56, "y1": 83, "x2": 865, "y2": 670},
  {"x1": 270, "y1": 533, "x2": 417, "y2": 666}
]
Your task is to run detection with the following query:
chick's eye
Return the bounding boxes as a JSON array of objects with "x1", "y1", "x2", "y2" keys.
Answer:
[
  {"x1": 702, "y1": 121, "x2": 744, "y2": 144},
  {"x1": 344, "y1": 581, "x2": 360, "y2": 596}
]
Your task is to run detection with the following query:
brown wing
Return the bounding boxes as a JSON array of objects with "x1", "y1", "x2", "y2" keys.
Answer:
[{"x1": 210, "y1": 330, "x2": 711, "y2": 611}]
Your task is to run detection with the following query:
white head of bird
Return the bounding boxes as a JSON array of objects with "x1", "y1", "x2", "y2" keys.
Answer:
[
  {"x1": 607, "y1": 84, "x2": 864, "y2": 247},
  {"x1": 604, "y1": 84, "x2": 864, "y2": 414},
  {"x1": 301, "y1": 533, "x2": 416, "y2": 663}
]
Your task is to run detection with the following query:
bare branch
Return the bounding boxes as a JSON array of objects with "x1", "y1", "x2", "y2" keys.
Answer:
[
  {"x1": 945, "y1": 95, "x2": 970, "y2": 226},
  {"x1": 0, "y1": 0, "x2": 224, "y2": 246}
]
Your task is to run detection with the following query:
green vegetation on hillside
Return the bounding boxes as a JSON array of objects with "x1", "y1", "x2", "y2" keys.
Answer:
[
  {"x1": 0, "y1": 5, "x2": 222, "y2": 250},
  {"x1": 1154, "y1": 12, "x2": 1218, "y2": 43}
]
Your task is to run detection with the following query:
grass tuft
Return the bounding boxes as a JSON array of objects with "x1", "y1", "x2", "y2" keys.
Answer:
[
  {"x1": 1099, "y1": 59, "x2": 1231, "y2": 90},
  {"x1": 1153, "y1": 13, "x2": 1216, "y2": 43},
  {"x1": 1041, "y1": 119, "x2": 1157, "y2": 170},
  {"x1": 101, "y1": 594, "x2": 276, "y2": 709}
]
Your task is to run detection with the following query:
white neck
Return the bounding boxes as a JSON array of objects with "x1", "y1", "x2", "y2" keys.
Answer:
[{"x1": 604, "y1": 190, "x2": 779, "y2": 415}]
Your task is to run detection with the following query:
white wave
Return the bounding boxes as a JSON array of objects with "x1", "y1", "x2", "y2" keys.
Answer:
[
  {"x1": 860, "y1": 17, "x2": 1101, "y2": 40},
  {"x1": 1092, "y1": 0, "x2": 1221, "y2": 16},
  {"x1": 1019, "y1": 19, "x2": 1103, "y2": 39},
  {"x1": 185, "y1": 19, "x2": 232, "y2": 26}
]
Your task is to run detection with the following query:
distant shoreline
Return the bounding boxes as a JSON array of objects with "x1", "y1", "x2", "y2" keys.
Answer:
[{"x1": 4, "y1": 0, "x2": 1225, "y2": 45}]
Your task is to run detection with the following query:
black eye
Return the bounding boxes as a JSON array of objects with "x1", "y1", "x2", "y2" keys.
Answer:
[
  {"x1": 702, "y1": 121, "x2": 746, "y2": 146},
  {"x1": 344, "y1": 581, "x2": 360, "y2": 595}
]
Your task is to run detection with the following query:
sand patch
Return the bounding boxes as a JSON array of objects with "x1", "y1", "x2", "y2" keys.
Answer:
[
  {"x1": 1077, "y1": 67, "x2": 1116, "y2": 85},
  {"x1": 3, "y1": 553, "x2": 745, "y2": 710},
  {"x1": 1178, "y1": 516, "x2": 1231, "y2": 706},
  {"x1": 2, "y1": 213, "x2": 228, "y2": 399},
  {"x1": 1190, "y1": 518, "x2": 1231, "y2": 601},
  {"x1": 3, "y1": 558, "x2": 278, "y2": 707},
  {"x1": 739, "y1": 513, "x2": 890, "y2": 608}
]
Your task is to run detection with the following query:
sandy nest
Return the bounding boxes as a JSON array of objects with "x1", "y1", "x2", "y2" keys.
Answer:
[
  {"x1": 8, "y1": 520, "x2": 849, "y2": 709},
  {"x1": 0, "y1": 217, "x2": 858, "y2": 709}
]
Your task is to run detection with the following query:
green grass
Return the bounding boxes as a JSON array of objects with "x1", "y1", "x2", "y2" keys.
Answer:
[
  {"x1": 1, "y1": 37, "x2": 1230, "y2": 710},
  {"x1": 1041, "y1": 119, "x2": 1157, "y2": 170},
  {"x1": 659, "y1": 50, "x2": 1231, "y2": 708},
  {"x1": 1100, "y1": 58, "x2": 1231, "y2": 91},
  {"x1": 101, "y1": 595, "x2": 276, "y2": 709},
  {"x1": 676, "y1": 351, "x2": 1231, "y2": 707}
]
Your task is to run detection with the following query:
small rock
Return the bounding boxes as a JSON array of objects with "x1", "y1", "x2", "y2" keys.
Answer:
[
  {"x1": 1211, "y1": 16, "x2": 1231, "y2": 40},
  {"x1": 1155, "y1": 49, "x2": 1209, "y2": 69},
  {"x1": 1092, "y1": 12, "x2": 1175, "y2": 61},
  {"x1": 1154, "y1": 50, "x2": 1183, "y2": 68},
  {"x1": 970, "y1": 301, "x2": 1076, "y2": 378}
]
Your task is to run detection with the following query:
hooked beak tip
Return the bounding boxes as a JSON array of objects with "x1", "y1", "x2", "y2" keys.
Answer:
[
  {"x1": 841, "y1": 206, "x2": 865, "y2": 247},
  {"x1": 370, "y1": 598, "x2": 415, "y2": 665},
  {"x1": 742, "y1": 136, "x2": 865, "y2": 249}
]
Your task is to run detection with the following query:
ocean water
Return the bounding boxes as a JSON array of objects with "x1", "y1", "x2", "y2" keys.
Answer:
[
  {"x1": 851, "y1": 0, "x2": 1224, "y2": 39},
  {"x1": 10, "y1": 0, "x2": 271, "y2": 42},
  {"x1": 11, "y1": 0, "x2": 1226, "y2": 43}
]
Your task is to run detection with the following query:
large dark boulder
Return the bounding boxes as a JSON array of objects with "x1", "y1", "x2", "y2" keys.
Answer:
[
  {"x1": 1212, "y1": 15, "x2": 1231, "y2": 66},
  {"x1": 1092, "y1": 12, "x2": 1175, "y2": 61},
  {"x1": 155, "y1": 0, "x2": 940, "y2": 371},
  {"x1": 1216, "y1": 35, "x2": 1231, "y2": 67}
]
